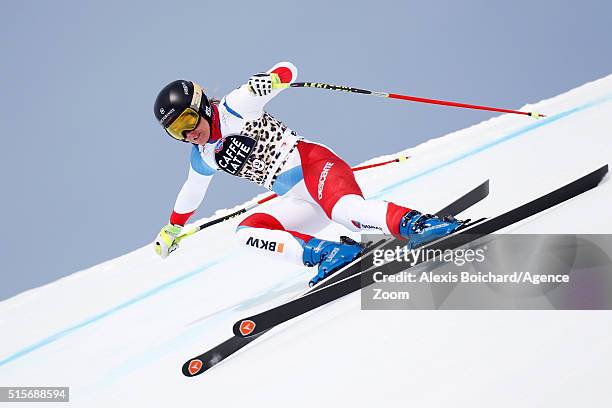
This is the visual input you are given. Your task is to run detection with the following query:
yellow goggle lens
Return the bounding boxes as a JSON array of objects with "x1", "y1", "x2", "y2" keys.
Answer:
[{"x1": 166, "y1": 108, "x2": 200, "y2": 141}]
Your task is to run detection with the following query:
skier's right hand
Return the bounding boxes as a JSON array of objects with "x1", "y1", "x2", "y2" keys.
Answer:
[
  {"x1": 248, "y1": 73, "x2": 281, "y2": 96},
  {"x1": 154, "y1": 223, "x2": 183, "y2": 258}
]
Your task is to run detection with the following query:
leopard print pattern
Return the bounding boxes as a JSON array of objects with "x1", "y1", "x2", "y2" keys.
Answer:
[{"x1": 234, "y1": 112, "x2": 298, "y2": 186}]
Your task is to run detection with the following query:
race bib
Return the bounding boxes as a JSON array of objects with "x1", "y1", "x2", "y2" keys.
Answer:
[{"x1": 214, "y1": 134, "x2": 257, "y2": 176}]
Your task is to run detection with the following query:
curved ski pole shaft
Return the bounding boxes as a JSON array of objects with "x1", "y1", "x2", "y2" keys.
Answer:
[{"x1": 274, "y1": 81, "x2": 545, "y2": 118}]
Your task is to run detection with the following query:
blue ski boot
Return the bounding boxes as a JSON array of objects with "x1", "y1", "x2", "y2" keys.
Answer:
[
  {"x1": 303, "y1": 236, "x2": 362, "y2": 287},
  {"x1": 399, "y1": 210, "x2": 465, "y2": 250}
]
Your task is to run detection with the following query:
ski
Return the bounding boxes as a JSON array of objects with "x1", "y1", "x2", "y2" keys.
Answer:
[
  {"x1": 313, "y1": 179, "x2": 490, "y2": 292},
  {"x1": 233, "y1": 165, "x2": 608, "y2": 338},
  {"x1": 182, "y1": 180, "x2": 490, "y2": 377}
]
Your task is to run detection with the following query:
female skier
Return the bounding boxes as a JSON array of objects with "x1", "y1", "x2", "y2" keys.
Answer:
[{"x1": 153, "y1": 62, "x2": 463, "y2": 286}]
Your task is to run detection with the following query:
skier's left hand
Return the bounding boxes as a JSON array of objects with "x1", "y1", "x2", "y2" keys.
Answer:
[
  {"x1": 248, "y1": 73, "x2": 281, "y2": 96},
  {"x1": 154, "y1": 223, "x2": 183, "y2": 258}
]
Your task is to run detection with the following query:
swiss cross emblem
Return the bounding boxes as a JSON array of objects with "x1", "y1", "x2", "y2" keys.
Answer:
[
  {"x1": 239, "y1": 320, "x2": 256, "y2": 336},
  {"x1": 188, "y1": 359, "x2": 203, "y2": 375}
]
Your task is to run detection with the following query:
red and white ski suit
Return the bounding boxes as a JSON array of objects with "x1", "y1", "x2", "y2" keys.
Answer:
[{"x1": 169, "y1": 62, "x2": 411, "y2": 265}]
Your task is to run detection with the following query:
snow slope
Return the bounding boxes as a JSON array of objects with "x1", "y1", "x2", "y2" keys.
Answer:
[{"x1": 1, "y1": 75, "x2": 612, "y2": 407}]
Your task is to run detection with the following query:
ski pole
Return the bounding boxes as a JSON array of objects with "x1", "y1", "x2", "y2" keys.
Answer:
[
  {"x1": 175, "y1": 155, "x2": 410, "y2": 243},
  {"x1": 274, "y1": 81, "x2": 545, "y2": 119}
]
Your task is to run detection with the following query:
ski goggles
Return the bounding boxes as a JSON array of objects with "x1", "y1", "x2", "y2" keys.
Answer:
[
  {"x1": 166, "y1": 108, "x2": 201, "y2": 141},
  {"x1": 165, "y1": 82, "x2": 205, "y2": 142}
]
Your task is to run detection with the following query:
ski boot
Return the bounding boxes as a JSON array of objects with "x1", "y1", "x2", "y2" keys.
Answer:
[
  {"x1": 399, "y1": 210, "x2": 465, "y2": 250},
  {"x1": 303, "y1": 236, "x2": 362, "y2": 287}
]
